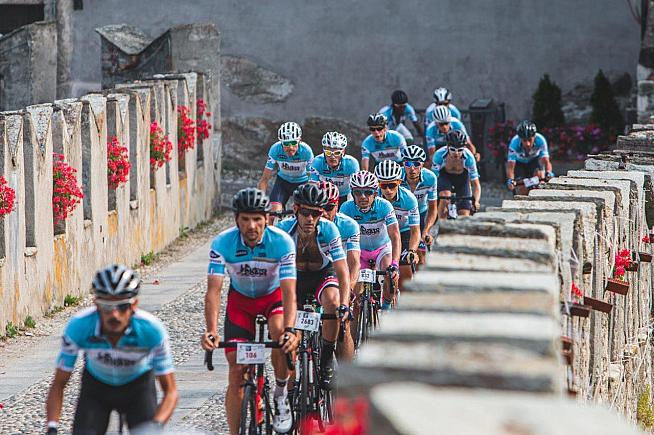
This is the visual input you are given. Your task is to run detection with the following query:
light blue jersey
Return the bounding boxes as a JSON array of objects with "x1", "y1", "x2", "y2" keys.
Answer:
[
  {"x1": 381, "y1": 186, "x2": 420, "y2": 233},
  {"x1": 507, "y1": 133, "x2": 549, "y2": 163},
  {"x1": 310, "y1": 154, "x2": 360, "y2": 196},
  {"x1": 425, "y1": 119, "x2": 468, "y2": 152},
  {"x1": 208, "y1": 226, "x2": 296, "y2": 298},
  {"x1": 378, "y1": 104, "x2": 419, "y2": 130},
  {"x1": 432, "y1": 146, "x2": 479, "y2": 181},
  {"x1": 424, "y1": 103, "x2": 462, "y2": 130},
  {"x1": 361, "y1": 130, "x2": 407, "y2": 163},
  {"x1": 56, "y1": 307, "x2": 174, "y2": 386},
  {"x1": 264, "y1": 141, "x2": 314, "y2": 183},
  {"x1": 340, "y1": 197, "x2": 398, "y2": 251},
  {"x1": 276, "y1": 217, "x2": 345, "y2": 269},
  {"x1": 333, "y1": 212, "x2": 361, "y2": 253},
  {"x1": 401, "y1": 168, "x2": 437, "y2": 214}
]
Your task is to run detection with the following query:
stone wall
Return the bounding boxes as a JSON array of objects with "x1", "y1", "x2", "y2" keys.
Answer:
[
  {"x1": 0, "y1": 71, "x2": 218, "y2": 334},
  {"x1": 339, "y1": 127, "x2": 654, "y2": 432}
]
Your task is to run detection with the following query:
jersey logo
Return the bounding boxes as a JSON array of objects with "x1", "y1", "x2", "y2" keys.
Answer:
[
  {"x1": 235, "y1": 249, "x2": 248, "y2": 257},
  {"x1": 239, "y1": 264, "x2": 268, "y2": 277},
  {"x1": 209, "y1": 250, "x2": 221, "y2": 259},
  {"x1": 95, "y1": 351, "x2": 141, "y2": 367},
  {"x1": 361, "y1": 227, "x2": 381, "y2": 236}
]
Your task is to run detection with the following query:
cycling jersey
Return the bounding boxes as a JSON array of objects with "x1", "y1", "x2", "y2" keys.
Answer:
[
  {"x1": 333, "y1": 212, "x2": 361, "y2": 252},
  {"x1": 310, "y1": 154, "x2": 360, "y2": 196},
  {"x1": 361, "y1": 130, "x2": 407, "y2": 163},
  {"x1": 425, "y1": 119, "x2": 468, "y2": 152},
  {"x1": 381, "y1": 186, "x2": 420, "y2": 233},
  {"x1": 340, "y1": 197, "x2": 398, "y2": 251},
  {"x1": 264, "y1": 141, "x2": 314, "y2": 183},
  {"x1": 507, "y1": 133, "x2": 549, "y2": 163},
  {"x1": 424, "y1": 103, "x2": 462, "y2": 129},
  {"x1": 401, "y1": 168, "x2": 437, "y2": 214},
  {"x1": 56, "y1": 307, "x2": 174, "y2": 387},
  {"x1": 378, "y1": 104, "x2": 419, "y2": 130},
  {"x1": 276, "y1": 217, "x2": 345, "y2": 269},
  {"x1": 432, "y1": 146, "x2": 479, "y2": 181},
  {"x1": 208, "y1": 226, "x2": 296, "y2": 298}
]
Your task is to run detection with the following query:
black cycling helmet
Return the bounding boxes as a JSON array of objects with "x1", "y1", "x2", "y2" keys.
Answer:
[
  {"x1": 92, "y1": 264, "x2": 140, "y2": 299},
  {"x1": 293, "y1": 183, "x2": 329, "y2": 208},
  {"x1": 446, "y1": 130, "x2": 467, "y2": 148},
  {"x1": 391, "y1": 90, "x2": 408, "y2": 105},
  {"x1": 517, "y1": 120, "x2": 537, "y2": 139},
  {"x1": 232, "y1": 188, "x2": 271, "y2": 213},
  {"x1": 367, "y1": 113, "x2": 387, "y2": 127}
]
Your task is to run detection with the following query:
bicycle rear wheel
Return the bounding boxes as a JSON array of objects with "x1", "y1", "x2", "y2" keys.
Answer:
[
  {"x1": 240, "y1": 384, "x2": 257, "y2": 435},
  {"x1": 294, "y1": 352, "x2": 310, "y2": 433},
  {"x1": 359, "y1": 297, "x2": 370, "y2": 346}
]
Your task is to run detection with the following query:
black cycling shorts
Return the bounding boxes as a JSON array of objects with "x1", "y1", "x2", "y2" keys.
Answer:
[
  {"x1": 73, "y1": 369, "x2": 157, "y2": 434},
  {"x1": 437, "y1": 170, "x2": 472, "y2": 211},
  {"x1": 270, "y1": 177, "x2": 302, "y2": 207},
  {"x1": 297, "y1": 266, "x2": 338, "y2": 309},
  {"x1": 400, "y1": 231, "x2": 416, "y2": 266},
  {"x1": 514, "y1": 159, "x2": 543, "y2": 180}
]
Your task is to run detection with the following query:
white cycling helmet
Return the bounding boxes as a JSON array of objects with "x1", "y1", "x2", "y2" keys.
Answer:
[
  {"x1": 433, "y1": 87, "x2": 452, "y2": 104},
  {"x1": 401, "y1": 145, "x2": 427, "y2": 163},
  {"x1": 374, "y1": 160, "x2": 403, "y2": 182},
  {"x1": 278, "y1": 122, "x2": 302, "y2": 142},
  {"x1": 432, "y1": 105, "x2": 451, "y2": 123},
  {"x1": 321, "y1": 131, "x2": 348, "y2": 149},
  {"x1": 350, "y1": 170, "x2": 379, "y2": 190}
]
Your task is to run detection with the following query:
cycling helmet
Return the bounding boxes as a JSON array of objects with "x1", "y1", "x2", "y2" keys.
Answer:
[
  {"x1": 317, "y1": 180, "x2": 340, "y2": 203},
  {"x1": 367, "y1": 113, "x2": 387, "y2": 127},
  {"x1": 446, "y1": 130, "x2": 467, "y2": 148},
  {"x1": 402, "y1": 145, "x2": 427, "y2": 162},
  {"x1": 321, "y1": 131, "x2": 348, "y2": 149},
  {"x1": 232, "y1": 188, "x2": 271, "y2": 213},
  {"x1": 516, "y1": 120, "x2": 537, "y2": 139},
  {"x1": 433, "y1": 87, "x2": 452, "y2": 104},
  {"x1": 432, "y1": 105, "x2": 451, "y2": 123},
  {"x1": 374, "y1": 160, "x2": 403, "y2": 182},
  {"x1": 391, "y1": 90, "x2": 408, "y2": 105},
  {"x1": 350, "y1": 170, "x2": 379, "y2": 190},
  {"x1": 92, "y1": 264, "x2": 140, "y2": 299},
  {"x1": 293, "y1": 183, "x2": 329, "y2": 208},
  {"x1": 278, "y1": 122, "x2": 302, "y2": 142}
]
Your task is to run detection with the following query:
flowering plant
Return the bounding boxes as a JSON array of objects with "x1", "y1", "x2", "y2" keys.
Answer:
[
  {"x1": 0, "y1": 176, "x2": 16, "y2": 217},
  {"x1": 485, "y1": 121, "x2": 515, "y2": 160},
  {"x1": 150, "y1": 121, "x2": 172, "y2": 170},
  {"x1": 196, "y1": 99, "x2": 212, "y2": 140},
  {"x1": 571, "y1": 282, "x2": 583, "y2": 299},
  {"x1": 107, "y1": 136, "x2": 130, "y2": 189},
  {"x1": 52, "y1": 153, "x2": 84, "y2": 223},
  {"x1": 613, "y1": 249, "x2": 633, "y2": 281},
  {"x1": 643, "y1": 234, "x2": 651, "y2": 243},
  {"x1": 177, "y1": 105, "x2": 196, "y2": 156}
]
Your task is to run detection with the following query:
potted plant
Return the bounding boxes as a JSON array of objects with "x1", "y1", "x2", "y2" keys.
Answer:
[{"x1": 605, "y1": 250, "x2": 630, "y2": 295}]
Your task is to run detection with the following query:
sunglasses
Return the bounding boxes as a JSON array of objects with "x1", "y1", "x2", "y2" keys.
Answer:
[
  {"x1": 369, "y1": 126, "x2": 385, "y2": 132},
  {"x1": 404, "y1": 161, "x2": 422, "y2": 168},
  {"x1": 448, "y1": 147, "x2": 464, "y2": 153},
  {"x1": 298, "y1": 207, "x2": 323, "y2": 218},
  {"x1": 353, "y1": 189, "x2": 375, "y2": 197},
  {"x1": 324, "y1": 203, "x2": 337, "y2": 212},
  {"x1": 282, "y1": 140, "x2": 299, "y2": 147},
  {"x1": 380, "y1": 182, "x2": 400, "y2": 190},
  {"x1": 323, "y1": 149, "x2": 344, "y2": 157},
  {"x1": 437, "y1": 122, "x2": 450, "y2": 127},
  {"x1": 96, "y1": 297, "x2": 135, "y2": 313}
]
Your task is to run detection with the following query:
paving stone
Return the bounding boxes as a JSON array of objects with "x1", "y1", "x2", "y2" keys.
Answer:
[
  {"x1": 434, "y1": 234, "x2": 556, "y2": 266},
  {"x1": 423, "y1": 252, "x2": 553, "y2": 273}
]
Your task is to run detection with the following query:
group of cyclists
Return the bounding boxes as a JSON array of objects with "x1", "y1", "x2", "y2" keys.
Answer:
[{"x1": 43, "y1": 87, "x2": 557, "y2": 435}]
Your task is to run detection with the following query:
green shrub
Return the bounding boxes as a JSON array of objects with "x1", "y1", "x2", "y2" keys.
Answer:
[
  {"x1": 24, "y1": 315, "x2": 36, "y2": 329},
  {"x1": 532, "y1": 74, "x2": 565, "y2": 128},
  {"x1": 590, "y1": 69, "x2": 625, "y2": 136},
  {"x1": 5, "y1": 322, "x2": 18, "y2": 338},
  {"x1": 141, "y1": 251, "x2": 156, "y2": 266},
  {"x1": 64, "y1": 294, "x2": 81, "y2": 307},
  {"x1": 637, "y1": 385, "x2": 654, "y2": 429}
]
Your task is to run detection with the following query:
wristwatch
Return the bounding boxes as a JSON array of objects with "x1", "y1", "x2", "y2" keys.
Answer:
[{"x1": 284, "y1": 327, "x2": 297, "y2": 335}]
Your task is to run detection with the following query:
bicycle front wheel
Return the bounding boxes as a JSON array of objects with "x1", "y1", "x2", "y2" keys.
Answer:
[
  {"x1": 294, "y1": 351, "x2": 310, "y2": 433},
  {"x1": 240, "y1": 384, "x2": 257, "y2": 435}
]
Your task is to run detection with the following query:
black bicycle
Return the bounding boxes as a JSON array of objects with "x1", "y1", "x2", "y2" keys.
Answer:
[
  {"x1": 353, "y1": 260, "x2": 393, "y2": 350},
  {"x1": 437, "y1": 193, "x2": 475, "y2": 220},
  {"x1": 205, "y1": 315, "x2": 294, "y2": 435}
]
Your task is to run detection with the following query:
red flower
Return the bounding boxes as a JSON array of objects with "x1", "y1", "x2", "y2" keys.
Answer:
[
  {"x1": 643, "y1": 234, "x2": 651, "y2": 243},
  {"x1": 150, "y1": 122, "x2": 172, "y2": 170},
  {"x1": 52, "y1": 153, "x2": 84, "y2": 223},
  {"x1": 177, "y1": 105, "x2": 197, "y2": 157},
  {"x1": 0, "y1": 176, "x2": 16, "y2": 216},
  {"x1": 107, "y1": 136, "x2": 130, "y2": 189},
  {"x1": 196, "y1": 99, "x2": 212, "y2": 140},
  {"x1": 571, "y1": 282, "x2": 583, "y2": 298}
]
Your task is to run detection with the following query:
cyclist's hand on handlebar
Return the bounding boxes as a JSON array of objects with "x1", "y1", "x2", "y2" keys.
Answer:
[
  {"x1": 423, "y1": 234, "x2": 433, "y2": 246},
  {"x1": 280, "y1": 327, "x2": 299, "y2": 353},
  {"x1": 506, "y1": 178, "x2": 515, "y2": 191},
  {"x1": 338, "y1": 304, "x2": 352, "y2": 320},
  {"x1": 474, "y1": 200, "x2": 481, "y2": 212},
  {"x1": 386, "y1": 263, "x2": 399, "y2": 279},
  {"x1": 546, "y1": 171, "x2": 555, "y2": 181},
  {"x1": 201, "y1": 331, "x2": 218, "y2": 351}
]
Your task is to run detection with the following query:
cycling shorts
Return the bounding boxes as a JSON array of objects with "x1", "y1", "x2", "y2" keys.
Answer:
[
  {"x1": 437, "y1": 170, "x2": 472, "y2": 211},
  {"x1": 73, "y1": 369, "x2": 157, "y2": 434},
  {"x1": 418, "y1": 211, "x2": 427, "y2": 252},
  {"x1": 223, "y1": 287, "x2": 284, "y2": 354},
  {"x1": 270, "y1": 177, "x2": 301, "y2": 207},
  {"x1": 360, "y1": 241, "x2": 392, "y2": 270},
  {"x1": 514, "y1": 159, "x2": 543, "y2": 180},
  {"x1": 297, "y1": 266, "x2": 338, "y2": 308}
]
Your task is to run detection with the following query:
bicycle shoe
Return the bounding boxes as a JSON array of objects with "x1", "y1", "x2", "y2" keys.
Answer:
[
  {"x1": 320, "y1": 354, "x2": 336, "y2": 391},
  {"x1": 272, "y1": 395, "x2": 293, "y2": 433}
]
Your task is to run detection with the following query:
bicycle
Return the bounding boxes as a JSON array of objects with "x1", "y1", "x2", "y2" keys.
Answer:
[
  {"x1": 512, "y1": 175, "x2": 547, "y2": 196},
  {"x1": 353, "y1": 260, "x2": 393, "y2": 351},
  {"x1": 437, "y1": 194, "x2": 475, "y2": 220},
  {"x1": 204, "y1": 315, "x2": 294, "y2": 435}
]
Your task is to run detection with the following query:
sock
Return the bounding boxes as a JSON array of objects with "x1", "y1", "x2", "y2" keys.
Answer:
[
  {"x1": 321, "y1": 339, "x2": 336, "y2": 366},
  {"x1": 274, "y1": 377, "x2": 289, "y2": 399}
]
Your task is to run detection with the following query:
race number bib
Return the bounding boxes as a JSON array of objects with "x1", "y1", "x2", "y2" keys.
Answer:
[
  {"x1": 523, "y1": 176, "x2": 540, "y2": 188},
  {"x1": 448, "y1": 203, "x2": 458, "y2": 219},
  {"x1": 295, "y1": 311, "x2": 321, "y2": 332},
  {"x1": 359, "y1": 269, "x2": 376, "y2": 283},
  {"x1": 236, "y1": 343, "x2": 266, "y2": 364}
]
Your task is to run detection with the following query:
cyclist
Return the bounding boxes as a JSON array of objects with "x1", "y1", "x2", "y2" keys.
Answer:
[
  {"x1": 202, "y1": 188, "x2": 300, "y2": 434},
  {"x1": 424, "y1": 87, "x2": 462, "y2": 132},
  {"x1": 401, "y1": 145, "x2": 438, "y2": 263},
  {"x1": 425, "y1": 105, "x2": 479, "y2": 166},
  {"x1": 318, "y1": 180, "x2": 360, "y2": 362},
  {"x1": 45, "y1": 265, "x2": 178, "y2": 435},
  {"x1": 378, "y1": 90, "x2": 424, "y2": 143},
  {"x1": 432, "y1": 130, "x2": 481, "y2": 220},
  {"x1": 310, "y1": 131, "x2": 360, "y2": 207},
  {"x1": 340, "y1": 171, "x2": 401, "y2": 310},
  {"x1": 276, "y1": 183, "x2": 350, "y2": 389},
  {"x1": 257, "y1": 122, "x2": 314, "y2": 223},
  {"x1": 361, "y1": 113, "x2": 408, "y2": 172},
  {"x1": 374, "y1": 160, "x2": 420, "y2": 291},
  {"x1": 506, "y1": 120, "x2": 554, "y2": 195}
]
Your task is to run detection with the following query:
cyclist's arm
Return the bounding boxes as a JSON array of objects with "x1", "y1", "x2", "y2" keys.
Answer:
[
  {"x1": 388, "y1": 223, "x2": 401, "y2": 264},
  {"x1": 412, "y1": 119, "x2": 424, "y2": 138},
  {"x1": 257, "y1": 167, "x2": 274, "y2": 192},
  {"x1": 409, "y1": 224, "x2": 420, "y2": 252},
  {"x1": 471, "y1": 178, "x2": 481, "y2": 209},
  {"x1": 506, "y1": 160, "x2": 516, "y2": 180},
  {"x1": 279, "y1": 278, "x2": 298, "y2": 352},
  {"x1": 203, "y1": 275, "x2": 224, "y2": 348},
  {"x1": 332, "y1": 258, "x2": 350, "y2": 306},
  {"x1": 540, "y1": 156, "x2": 552, "y2": 173},
  {"x1": 424, "y1": 200, "x2": 438, "y2": 235},
  {"x1": 361, "y1": 157, "x2": 369, "y2": 172},
  {"x1": 346, "y1": 250, "x2": 360, "y2": 291},
  {"x1": 153, "y1": 372, "x2": 179, "y2": 424},
  {"x1": 466, "y1": 138, "x2": 478, "y2": 159},
  {"x1": 46, "y1": 368, "x2": 72, "y2": 427}
]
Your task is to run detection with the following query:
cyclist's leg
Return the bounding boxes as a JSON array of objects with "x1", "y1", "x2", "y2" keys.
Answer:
[
  {"x1": 513, "y1": 161, "x2": 530, "y2": 196},
  {"x1": 399, "y1": 231, "x2": 413, "y2": 290},
  {"x1": 530, "y1": 158, "x2": 545, "y2": 179},
  {"x1": 454, "y1": 171, "x2": 473, "y2": 216},
  {"x1": 121, "y1": 371, "x2": 157, "y2": 430},
  {"x1": 72, "y1": 369, "x2": 113, "y2": 434},
  {"x1": 316, "y1": 271, "x2": 340, "y2": 389},
  {"x1": 374, "y1": 243, "x2": 395, "y2": 305},
  {"x1": 394, "y1": 123, "x2": 414, "y2": 144},
  {"x1": 417, "y1": 211, "x2": 427, "y2": 265},
  {"x1": 437, "y1": 172, "x2": 454, "y2": 220},
  {"x1": 268, "y1": 178, "x2": 296, "y2": 224}
]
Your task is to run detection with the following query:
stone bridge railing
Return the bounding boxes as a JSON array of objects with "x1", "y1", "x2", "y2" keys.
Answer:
[
  {"x1": 339, "y1": 126, "x2": 654, "y2": 433},
  {"x1": 0, "y1": 72, "x2": 218, "y2": 334}
]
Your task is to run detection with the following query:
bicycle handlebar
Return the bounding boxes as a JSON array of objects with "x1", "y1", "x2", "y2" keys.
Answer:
[
  {"x1": 204, "y1": 336, "x2": 294, "y2": 371},
  {"x1": 437, "y1": 195, "x2": 473, "y2": 200}
]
